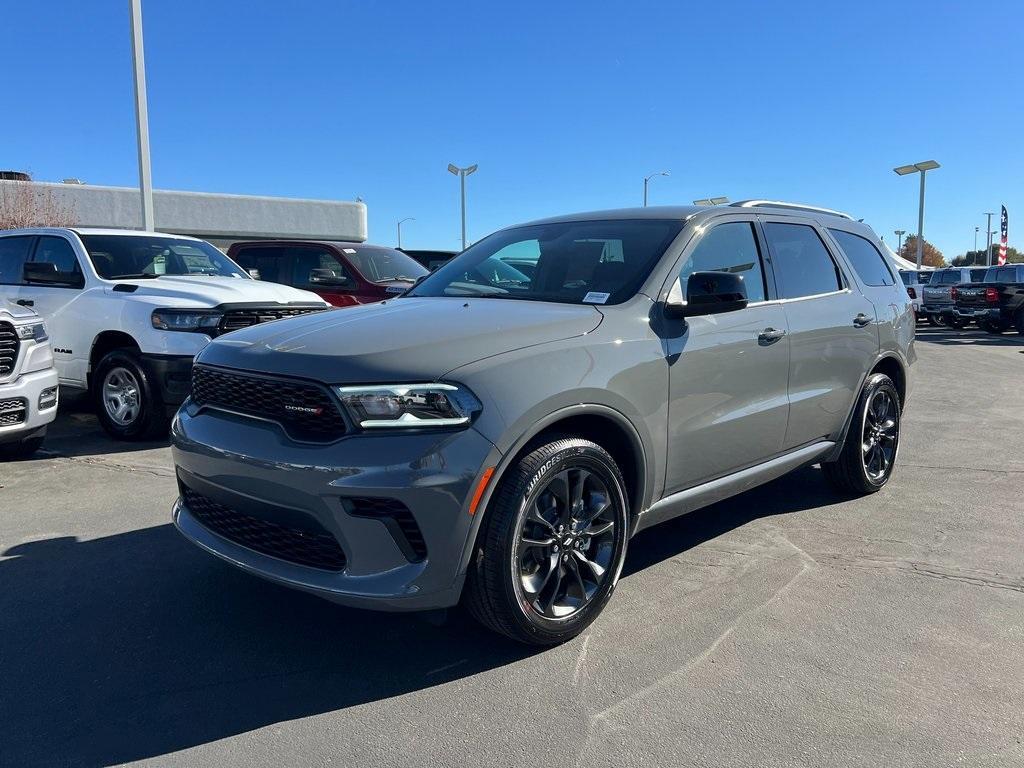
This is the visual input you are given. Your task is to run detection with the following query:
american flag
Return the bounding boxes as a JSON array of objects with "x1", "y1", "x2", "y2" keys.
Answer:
[{"x1": 998, "y1": 205, "x2": 1008, "y2": 266}]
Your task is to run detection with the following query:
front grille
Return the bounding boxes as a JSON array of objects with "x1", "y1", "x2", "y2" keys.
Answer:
[
  {"x1": 183, "y1": 488, "x2": 346, "y2": 571},
  {"x1": 0, "y1": 397, "x2": 27, "y2": 427},
  {"x1": 191, "y1": 365, "x2": 347, "y2": 442},
  {"x1": 218, "y1": 306, "x2": 326, "y2": 335},
  {"x1": 0, "y1": 322, "x2": 18, "y2": 378},
  {"x1": 347, "y1": 497, "x2": 427, "y2": 562}
]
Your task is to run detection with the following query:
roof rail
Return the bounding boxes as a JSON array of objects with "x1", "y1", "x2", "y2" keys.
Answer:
[{"x1": 729, "y1": 200, "x2": 854, "y2": 220}]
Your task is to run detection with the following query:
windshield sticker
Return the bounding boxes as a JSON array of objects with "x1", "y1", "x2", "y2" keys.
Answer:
[{"x1": 582, "y1": 291, "x2": 610, "y2": 304}]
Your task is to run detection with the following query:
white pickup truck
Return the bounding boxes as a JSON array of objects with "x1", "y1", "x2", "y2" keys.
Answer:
[
  {"x1": 1, "y1": 300, "x2": 58, "y2": 457},
  {"x1": 0, "y1": 228, "x2": 329, "y2": 440}
]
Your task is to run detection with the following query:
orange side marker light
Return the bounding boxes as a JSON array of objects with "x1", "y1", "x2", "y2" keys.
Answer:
[{"x1": 468, "y1": 467, "x2": 496, "y2": 515}]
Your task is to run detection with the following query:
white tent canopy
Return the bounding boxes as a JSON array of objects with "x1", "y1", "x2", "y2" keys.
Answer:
[{"x1": 883, "y1": 244, "x2": 936, "y2": 272}]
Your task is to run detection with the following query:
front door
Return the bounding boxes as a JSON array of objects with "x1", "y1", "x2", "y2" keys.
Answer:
[
  {"x1": 759, "y1": 217, "x2": 879, "y2": 449},
  {"x1": 663, "y1": 217, "x2": 791, "y2": 494}
]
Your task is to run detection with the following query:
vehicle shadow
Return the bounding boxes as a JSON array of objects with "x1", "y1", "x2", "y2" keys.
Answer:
[
  {"x1": 914, "y1": 326, "x2": 1024, "y2": 347},
  {"x1": 0, "y1": 466, "x2": 845, "y2": 766}
]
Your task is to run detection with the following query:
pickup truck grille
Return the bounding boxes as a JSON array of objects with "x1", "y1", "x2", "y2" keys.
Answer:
[
  {"x1": 0, "y1": 322, "x2": 19, "y2": 378},
  {"x1": 0, "y1": 397, "x2": 27, "y2": 426},
  {"x1": 191, "y1": 365, "x2": 348, "y2": 442},
  {"x1": 218, "y1": 306, "x2": 327, "y2": 335}
]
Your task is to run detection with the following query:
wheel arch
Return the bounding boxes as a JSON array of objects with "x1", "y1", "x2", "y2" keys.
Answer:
[
  {"x1": 823, "y1": 353, "x2": 907, "y2": 463},
  {"x1": 87, "y1": 331, "x2": 139, "y2": 389}
]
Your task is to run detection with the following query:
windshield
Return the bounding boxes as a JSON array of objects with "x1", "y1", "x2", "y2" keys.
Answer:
[
  {"x1": 408, "y1": 219, "x2": 683, "y2": 305},
  {"x1": 80, "y1": 234, "x2": 248, "y2": 280},
  {"x1": 344, "y1": 246, "x2": 428, "y2": 282}
]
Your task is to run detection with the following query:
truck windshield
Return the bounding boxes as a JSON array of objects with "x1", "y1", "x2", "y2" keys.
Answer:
[
  {"x1": 79, "y1": 235, "x2": 248, "y2": 280},
  {"x1": 407, "y1": 219, "x2": 683, "y2": 305},
  {"x1": 344, "y1": 246, "x2": 428, "y2": 283}
]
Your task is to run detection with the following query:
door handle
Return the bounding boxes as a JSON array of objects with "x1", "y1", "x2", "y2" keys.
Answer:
[
  {"x1": 853, "y1": 313, "x2": 872, "y2": 327},
  {"x1": 758, "y1": 327, "x2": 787, "y2": 344},
  {"x1": 16, "y1": 299, "x2": 34, "y2": 307}
]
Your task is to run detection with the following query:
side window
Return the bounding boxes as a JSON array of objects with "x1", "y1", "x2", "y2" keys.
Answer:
[
  {"x1": 763, "y1": 223, "x2": 842, "y2": 299},
  {"x1": 235, "y1": 247, "x2": 287, "y2": 284},
  {"x1": 828, "y1": 229, "x2": 894, "y2": 286},
  {"x1": 0, "y1": 236, "x2": 34, "y2": 285},
  {"x1": 678, "y1": 222, "x2": 766, "y2": 303},
  {"x1": 969, "y1": 269, "x2": 987, "y2": 283},
  {"x1": 289, "y1": 248, "x2": 350, "y2": 286}
]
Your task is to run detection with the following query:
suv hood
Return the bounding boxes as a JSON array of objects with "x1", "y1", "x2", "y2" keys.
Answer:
[
  {"x1": 197, "y1": 297, "x2": 603, "y2": 383},
  {"x1": 107, "y1": 275, "x2": 327, "y2": 307}
]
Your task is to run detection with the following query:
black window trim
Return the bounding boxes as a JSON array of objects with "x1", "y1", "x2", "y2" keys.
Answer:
[{"x1": 826, "y1": 226, "x2": 897, "y2": 287}]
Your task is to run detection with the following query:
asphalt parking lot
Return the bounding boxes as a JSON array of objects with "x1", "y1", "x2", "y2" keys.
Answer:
[{"x1": 2, "y1": 326, "x2": 1022, "y2": 767}]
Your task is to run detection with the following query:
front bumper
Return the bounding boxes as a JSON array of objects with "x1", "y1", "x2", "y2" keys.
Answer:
[
  {"x1": 170, "y1": 403, "x2": 497, "y2": 611},
  {"x1": 0, "y1": 367, "x2": 59, "y2": 444}
]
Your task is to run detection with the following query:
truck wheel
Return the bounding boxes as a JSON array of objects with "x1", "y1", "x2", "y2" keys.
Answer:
[
  {"x1": 946, "y1": 315, "x2": 967, "y2": 329},
  {"x1": 93, "y1": 348, "x2": 169, "y2": 441},
  {"x1": 981, "y1": 319, "x2": 1008, "y2": 335},
  {"x1": 822, "y1": 374, "x2": 901, "y2": 495},
  {"x1": 465, "y1": 438, "x2": 629, "y2": 645},
  {"x1": 0, "y1": 434, "x2": 45, "y2": 460},
  {"x1": 1015, "y1": 310, "x2": 1024, "y2": 335},
  {"x1": 926, "y1": 313, "x2": 940, "y2": 327}
]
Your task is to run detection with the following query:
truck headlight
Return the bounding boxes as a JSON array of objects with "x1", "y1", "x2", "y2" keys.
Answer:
[
  {"x1": 15, "y1": 323, "x2": 48, "y2": 342},
  {"x1": 334, "y1": 383, "x2": 481, "y2": 428},
  {"x1": 151, "y1": 309, "x2": 223, "y2": 332}
]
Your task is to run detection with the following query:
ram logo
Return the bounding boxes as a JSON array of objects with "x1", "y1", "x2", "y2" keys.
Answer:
[{"x1": 283, "y1": 404, "x2": 323, "y2": 416}]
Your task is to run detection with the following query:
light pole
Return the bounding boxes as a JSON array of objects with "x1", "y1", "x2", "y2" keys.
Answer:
[
  {"x1": 894, "y1": 229, "x2": 906, "y2": 255},
  {"x1": 693, "y1": 197, "x2": 729, "y2": 206},
  {"x1": 983, "y1": 212, "x2": 996, "y2": 266},
  {"x1": 643, "y1": 171, "x2": 670, "y2": 207},
  {"x1": 447, "y1": 163, "x2": 477, "y2": 250},
  {"x1": 397, "y1": 217, "x2": 414, "y2": 249},
  {"x1": 974, "y1": 226, "x2": 980, "y2": 264},
  {"x1": 129, "y1": 0, "x2": 154, "y2": 231},
  {"x1": 893, "y1": 160, "x2": 940, "y2": 268}
]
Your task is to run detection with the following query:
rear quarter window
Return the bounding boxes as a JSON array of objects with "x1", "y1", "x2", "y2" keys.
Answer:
[
  {"x1": 829, "y1": 229, "x2": 895, "y2": 287},
  {"x1": 0, "y1": 236, "x2": 34, "y2": 285}
]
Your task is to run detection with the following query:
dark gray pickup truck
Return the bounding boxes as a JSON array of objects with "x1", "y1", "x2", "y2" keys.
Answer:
[
  {"x1": 921, "y1": 267, "x2": 989, "y2": 327},
  {"x1": 953, "y1": 263, "x2": 1024, "y2": 334}
]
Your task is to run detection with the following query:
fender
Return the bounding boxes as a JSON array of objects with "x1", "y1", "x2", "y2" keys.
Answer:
[
  {"x1": 823, "y1": 352, "x2": 907, "y2": 463},
  {"x1": 455, "y1": 402, "x2": 650, "y2": 578}
]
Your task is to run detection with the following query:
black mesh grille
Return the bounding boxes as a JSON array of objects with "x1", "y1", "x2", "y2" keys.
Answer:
[
  {"x1": 347, "y1": 497, "x2": 427, "y2": 562},
  {"x1": 183, "y1": 488, "x2": 346, "y2": 571},
  {"x1": 0, "y1": 397, "x2": 27, "y2": 426},
  {"x1": 191, "y1": 365, "x2": 347, "y2": 442},
  {"x1": 0, "y1": 322, "x2": 18, "y2": 378},
  {"x1": 218, "y1": 306, "x2": 326, "y2": 335}
]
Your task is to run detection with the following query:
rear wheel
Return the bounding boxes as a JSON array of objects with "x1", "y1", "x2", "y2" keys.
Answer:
[
  {"x1": 1015, "y1": 310, "x2": 1024, "y2": 335},
  {"x1": 822, "y1": 374, "x2": 901, "y2": 495},
  {"x1": 465, "y1": 438, "x2": 629, "y2": 645},
  {"x1": 981, "y1": 319, "x2": 1008, "y2": 334},
  {"x1": 92, "y1": 348, "x2": 169, "y2": 441},
  {"x1": 946, "y1": 315, "x2": 968, "y2": 329},
  {"x1": 926, "y1": 313, "x2": 941, "y2": 327}
]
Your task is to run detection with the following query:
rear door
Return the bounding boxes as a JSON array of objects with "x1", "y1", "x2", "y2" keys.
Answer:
[
  {"x1": 663, "y1": 216, "x2": 791, "y2": 493},
  {"x1": 287, "y1": 246, "x2": 365, "y2": 306},
  {"x1": 760, "y1": 216, "x2": 878, "y2": 450}
]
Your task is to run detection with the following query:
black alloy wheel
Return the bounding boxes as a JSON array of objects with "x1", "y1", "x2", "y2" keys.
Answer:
[
  {"x1": 822, "y1": 373, "x2": 901, "y2": 495},
  {"x1": 861, "y1": 387, "x2": 899, "y2": 483}
]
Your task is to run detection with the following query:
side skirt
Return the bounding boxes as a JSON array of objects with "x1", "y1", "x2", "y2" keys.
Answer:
[{"x1": 634, "y1": 440, "x2": 835, "y2": 533}]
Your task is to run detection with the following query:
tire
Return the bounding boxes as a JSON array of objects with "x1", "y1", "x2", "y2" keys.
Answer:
[
  {"x1": 926, "y1": 313, "x2": 940, "y2": 327},
  {"x1": 946, "y1": 315, "x2": 967, "y2": 329},
  {"x1": 1015, "y1": 310, "x2": 1024, "y2": 335},
  {"x1": 980, "y1": 319, "x2": 1008, "y2": 335},
  {"x1": 0, "y1": 434, "x2": 45, "y2": 460},
  {"x1": 92, "y1": 348, "x2": 169, "y2": 441},
  {"x1": 465, "y1": 438, "x2": 630, "y2": 645},
  {"x1": 822, "y1": 373, "x2": 901, "y2": 496}
]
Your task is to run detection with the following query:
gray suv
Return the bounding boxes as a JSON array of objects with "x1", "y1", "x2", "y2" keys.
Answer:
[{"x1": 171, "y1": 201, "x2": 915, "y2": 645}]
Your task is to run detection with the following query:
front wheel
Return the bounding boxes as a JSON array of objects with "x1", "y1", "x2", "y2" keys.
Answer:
[
  {"x1": 465, "y1": 438, "x2": 629, "y2": 645},
  {"x1": 92, "y1": 348, "x2": 169, "y2": 441},
  {"x1": 822, "y1": 373, "x2": 901, "y2": 495}
]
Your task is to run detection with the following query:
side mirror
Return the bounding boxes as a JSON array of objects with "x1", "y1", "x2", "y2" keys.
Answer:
[
  {"x1": 309, "y1": 268, "x2": 350, "y2": 285},
  {"x1": 665, "y1": 271, "x2": 748, "y2": 318},
  {"x1": 24, "y1": 261, "x2": 84, "y2": 288}
]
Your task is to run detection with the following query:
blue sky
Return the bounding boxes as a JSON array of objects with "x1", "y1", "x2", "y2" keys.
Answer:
[{"x1": 3, "y1": 0, "x2": 1021, "y2": 258}]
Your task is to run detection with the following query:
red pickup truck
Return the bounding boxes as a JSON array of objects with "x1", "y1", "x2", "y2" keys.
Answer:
[{"x1": 228, "y1": 240, "x2": 428, "y2": 307}]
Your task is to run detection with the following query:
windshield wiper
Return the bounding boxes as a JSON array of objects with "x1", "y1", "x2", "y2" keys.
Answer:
[{"x1": 108, "y1": 273, "x2": 160, "y2": 279}]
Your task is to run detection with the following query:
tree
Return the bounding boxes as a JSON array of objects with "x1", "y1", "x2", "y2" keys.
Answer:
[
  {"x1": 898, "y1": 235, "x2": 945, "y2": 267},
  {"x1": 0, "y1": 181, "x2": 76, "y2": 230},
  {"x1": 952, "y1": 245, "x2": 1022, "y2": 266}
]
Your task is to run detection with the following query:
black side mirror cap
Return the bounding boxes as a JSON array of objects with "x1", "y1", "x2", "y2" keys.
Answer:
[
  {"x1": 24, "y1": 261, "x2": 84, "y2": 288},
  {"x1": 664, "y1": 271, "x2": 749, "y2": 318}
]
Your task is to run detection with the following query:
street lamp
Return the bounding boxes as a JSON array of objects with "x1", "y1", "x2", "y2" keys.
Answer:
[
  {"x1": 643, "y1": 171, "x2": 670, "y2": 207},
  {"x1": 893, "y1": 160, "x2": 940, "y2": 269},
  {"x1": 693, "y1": 197, "x2": 729, "y2": 206},
  {"x1": 894, "y1": 229, "x2": 906, "y2": 255},
  {"x1": 974, "y1": 226, "x2": 980, "y2": 264},
  {"x1": 983, "y1": 212, "x2": 996, "y2": 266},
  {"x1": 447, "y1": 163, "x2": 478, "y2": 250},
  {"x1": 129, "y1": 0, "x2": 154, "y2": 230},
  {"x1": 397, "y1": 217, "x2": 415, "y2": 249}
]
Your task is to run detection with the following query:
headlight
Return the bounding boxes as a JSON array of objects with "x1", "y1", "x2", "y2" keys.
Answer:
[
  {"x1": 15, "y1": 322, "x2": 48, "y2": 342},
  {"x1": 334, "y1": 383, "x2": 481, "y2": 428},
  {"x1": 151, "y1": 309, "x2": 223, "y2": 332}
]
